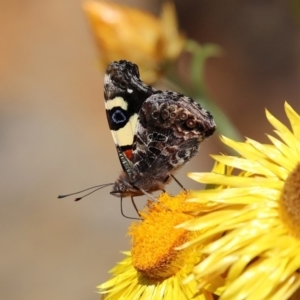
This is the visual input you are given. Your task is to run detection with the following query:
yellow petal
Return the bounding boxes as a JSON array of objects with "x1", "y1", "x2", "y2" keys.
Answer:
[
  {"x1": 246, "y1": 137, "x2": 296, "y2": 172},
  {"x1": 188, "y1": 172, "x2": 283, "y2": 190},
  {"x1": 220, "y1": 136, "x2": 267, "y2": 161},
  {"x1": 272, "y1": 274, "x2": 300, "y2": 300},
  {"x1": 266, "y1": 134, "x2": 299, "y2": 162},
  {"x1": 266, "y1": 109, "x2": 300, "y2": 155},
  {"x1": 285, "y1": 101, "x2": 300, "y2": 138},
  {"x1": 191, "y1": 186, "x2": 280, "y2": 203},
  {"x1": 211, "y1": 155, "x2": 275, "y2": 177}
]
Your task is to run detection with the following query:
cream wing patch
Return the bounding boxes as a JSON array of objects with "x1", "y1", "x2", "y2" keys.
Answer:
[
  {"x1": 105, "y1": 96, "x2": 138, "y2": 147},
  {"x1": 110, "y1": 113, "x2": 138, "y2": 146},
  {"x1": 105, "y1": 97, "x2": 128, "y2": 111}
]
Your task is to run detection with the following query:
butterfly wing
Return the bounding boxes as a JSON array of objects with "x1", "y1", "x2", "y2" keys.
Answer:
[
  {"x1": 104, "y1": 60, "x2": 156, "y2": 178},
  {"x1": 131, "y1": 91, "x2": 216, "y2": 187}
]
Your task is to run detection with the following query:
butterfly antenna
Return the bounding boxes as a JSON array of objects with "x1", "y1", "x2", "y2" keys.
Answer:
[{"x1": 58, "y1": 183, "x2": 114, "y2": 201}]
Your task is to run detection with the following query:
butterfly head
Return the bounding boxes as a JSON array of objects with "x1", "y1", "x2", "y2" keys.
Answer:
[
  {"x1": 110, "y1": 171, "x2": 144, "y2": 198},
  {"x1": 110, "y1": 170, "x2": 168, "y2": 198}
]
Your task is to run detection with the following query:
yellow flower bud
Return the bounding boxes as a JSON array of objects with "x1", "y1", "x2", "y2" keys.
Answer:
[{"x1": 83, "y1": 1, "x2": 185, "y2": 83}]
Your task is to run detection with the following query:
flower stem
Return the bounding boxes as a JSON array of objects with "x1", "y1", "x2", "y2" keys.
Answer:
[{"x1": 164, "y1": 40, "x2": 242, "y2": 142}]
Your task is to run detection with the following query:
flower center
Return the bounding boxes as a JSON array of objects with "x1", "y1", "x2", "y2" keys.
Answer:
[
  {"x1": 280, "y1": 163, "x2": 300, "y2": 238},
  {"x1": 129, "y1": 192, "x2": 199, "y2": 281}
]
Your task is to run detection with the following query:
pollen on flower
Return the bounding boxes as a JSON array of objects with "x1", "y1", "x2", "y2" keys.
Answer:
[
  {"x1": 280, "y1": 163, "x2": 300, "y2": 239},
  {"x1": 128, "y1": 191, "x2": 201, "y2": 281}
]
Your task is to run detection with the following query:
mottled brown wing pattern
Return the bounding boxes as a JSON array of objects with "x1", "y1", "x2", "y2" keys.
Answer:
[{"x1": 130, "y1": 91, "x2": 215, "y2": 185}]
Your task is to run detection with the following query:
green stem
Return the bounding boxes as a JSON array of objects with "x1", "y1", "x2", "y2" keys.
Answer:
[
  {"x1": 193, "y1": 94, "x2": 242, "y2": 142},
  {"x1": 164, "y1": 40, "x2": 243, "y2": 142}
]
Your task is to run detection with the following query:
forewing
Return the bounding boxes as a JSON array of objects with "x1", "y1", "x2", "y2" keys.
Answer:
[{"x1": 104, "y1": 60, "x2": 156, "y2": 174}]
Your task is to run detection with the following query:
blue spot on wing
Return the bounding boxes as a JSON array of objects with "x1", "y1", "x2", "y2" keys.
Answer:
[
  {"x1": 106, "y1": 107, "x2": 129, "y2": 130},
  {"x1": 112, "y1": 109, "x2": 126, "y2": 124}
]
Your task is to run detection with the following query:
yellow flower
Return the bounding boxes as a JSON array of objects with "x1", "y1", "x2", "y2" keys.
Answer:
[
  {"x1": 98, "y1": 192, "x2": 221, "y2": 299},
  {"x1": 83, "y1": 0, "x2": 185, "y2": 83},
  {"x1": 178, "y1": 102, "x2": 300, "y2": 300}
]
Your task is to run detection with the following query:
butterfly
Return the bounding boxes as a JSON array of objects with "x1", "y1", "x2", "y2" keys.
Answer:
[
  {"x1": 104, "y1": 60, "x2": 216, "y2": 198},
  {"x1": 59, "y1": 60, "x2": 216, "y2": 208}
]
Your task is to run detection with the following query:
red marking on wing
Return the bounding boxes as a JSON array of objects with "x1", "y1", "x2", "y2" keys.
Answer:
[{"x1": 124, "y1": 149, "x2": 133, "y2": 160}]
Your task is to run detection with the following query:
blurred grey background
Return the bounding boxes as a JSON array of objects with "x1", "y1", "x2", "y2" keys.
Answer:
[{"x1": 1, "y1": 0, "x2": 300, "y2": 299}]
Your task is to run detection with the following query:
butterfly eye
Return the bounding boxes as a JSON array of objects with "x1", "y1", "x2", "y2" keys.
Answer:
[
  {"x1": 186, "y1": 119, "x2": 196, "y2": 128},
  {"x1": 180, "y1": 112, "x2": 188, "y2": 120},
  {"x1": 161, "y1": 109, "x2": 169, "y2": 120}
]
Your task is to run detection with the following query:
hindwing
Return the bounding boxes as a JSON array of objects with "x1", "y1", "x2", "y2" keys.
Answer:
[{"x1": 131, "y1": 91, "x2": 215, "y2": 179}]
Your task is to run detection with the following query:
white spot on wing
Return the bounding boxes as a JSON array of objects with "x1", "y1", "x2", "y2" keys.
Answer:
[
  {"x1": 104, "y1": 74, "x2": 110, "y2": 86},
  {"x1": 127, "y1": 88, "x2": 133, "y2": 93}
]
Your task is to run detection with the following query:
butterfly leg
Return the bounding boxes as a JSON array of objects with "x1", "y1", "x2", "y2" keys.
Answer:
[
  {"x1": 120, "y1": 197, "x2": 140, "y2": 220},
  {"x1": 170, "y1": 174, "x2": 187, "y2": 191},
  {"x1": 131, "y1": 197, "x2": 141, "y2": 217},
  {"x1": 139, "y1": 188, "x2": 157, "y2": 201}
]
